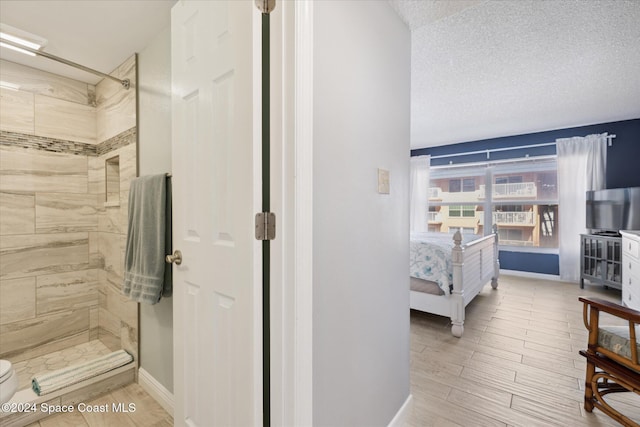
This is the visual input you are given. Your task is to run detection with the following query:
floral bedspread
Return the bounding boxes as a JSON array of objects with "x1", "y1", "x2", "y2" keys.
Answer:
[{"x1": 409, "y1": 232, "x2": 479, "y2": 294}]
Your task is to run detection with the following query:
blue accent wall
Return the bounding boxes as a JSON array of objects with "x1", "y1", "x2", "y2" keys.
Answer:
[
  {"x1": 498, "y1": 251, "x2": 559, "y2": 275},
  {"x1": 412, "y1": 118, "x2": 640, "y2": 274}
]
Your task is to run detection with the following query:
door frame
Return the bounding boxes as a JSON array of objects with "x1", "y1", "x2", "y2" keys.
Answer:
[
  {"x1": 252, "y1": 4, "x2": 265, "y2": 425},
  {"x1": 270, "y1": 0, "x2": 313, "y2": 425},
  {"x1": 291, "y1": 0, "x2": 313, "y2": 424}
]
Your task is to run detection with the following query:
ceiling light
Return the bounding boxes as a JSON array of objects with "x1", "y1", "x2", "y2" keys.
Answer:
[
  {"x1": 0, "y1": 31, "x2": 42, "y2": 50},
  {"x1": 0, "y1": 41, "x2": 36, "y2": 56},
  {"x1": 0, "y1": 80, "x2": 21, "y2": 91},
  {"x1": 0, "y1": 23, "x2": 47, "y2": 55}
]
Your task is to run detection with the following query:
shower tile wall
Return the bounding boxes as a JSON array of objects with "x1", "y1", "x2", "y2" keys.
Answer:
[
  {"x1": 96, "y1": 55, "x2": 136, "y2": 143},
  {"x1": 0, "y1": 57, "x2": 138, "y2": 366},
  {"x1": 0, "y1": 146, "x2": 97, "y2": 362},
  {"x1": 93, "y1": 55, "x2": 138, "y2": 363},
  {"x1": 92, "y1": 140, "x2": 138, "y2": 359}
]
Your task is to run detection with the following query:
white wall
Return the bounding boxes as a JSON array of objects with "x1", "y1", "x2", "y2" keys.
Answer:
[
  {"x1": 312, "y1": 1, "x2": 411, "y2": 425},
  {"x1": 137, "y1": 24, "x2": 174, "y2": 393}
]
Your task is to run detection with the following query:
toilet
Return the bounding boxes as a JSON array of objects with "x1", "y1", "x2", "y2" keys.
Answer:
[{"x1": 0, "y1": 359, "x2": 18, "y2": 404}]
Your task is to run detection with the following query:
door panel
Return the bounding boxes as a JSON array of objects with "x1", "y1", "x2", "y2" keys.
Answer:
[{"x1": 171, "y1": 1, "x2": 258, "y2": 426}]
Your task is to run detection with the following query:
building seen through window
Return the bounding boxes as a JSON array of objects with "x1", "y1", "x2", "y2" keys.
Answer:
[{"x1": 427, "y1": 158, "x2": 558, "y2": 248}]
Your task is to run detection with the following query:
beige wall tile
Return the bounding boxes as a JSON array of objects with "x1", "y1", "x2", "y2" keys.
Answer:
[
  {"x1": 0, "y1": 87, "x2": 34, "y2": 134},
  {"x1": 0, "y1": 277, "x2": 35, "y2": 325},
  {"x1": 0, "y1": 147, "x2": 88, "y2": 193},
  {"x1": 104, "y1": 269, "x2": 124, "y2": 294},
  {"x1": 0, "y1": 233, "x2": 89, "y2": 280},
  {"x1": 89, "y1": 231, "x2": 103, "y2": 268},
  {"x1": 118, "y1": 143, "x2": 138, "y2": 186},
  {"x1": 120, "y1": 190, "x2": 130, "y2": 231},
  {"x1": 35, "y1": 192, "x2": 98, "y2": 233},
  {"x1": 0, "y1": 59, "x2": 92, "y2": 105},
  {"x1": 95, "y1": 76, "x2": 123, "y2": 106},
  {"x1": 89, "y1": 231, "x2": 99, "y2": 253},
  {"x1": 0, "y1": 191, "x2": 35, "y2": 235},
  {"x1": 98, "y1": 232, "x2": 124, "y2": 278},
  {"x1": 88, "y1": 156, "x2": 105, "y2": 196},
  {"x1": 99, "y1": 205, "x2": 124, "y2": 234},
  {"x1": 36, "y1": 270, "x2": 99, "y2": 315},
  {"x1": 96, "y1": 92, "x2": 136, "y2": 144},
  {"x1": 98, "y1": 329, "x2": 121, "y2": 353},
  {"x1": 103, "y1": 284, "x2": 137, "y2": 327},
  {"x1": 35, "y1": 94, "x2": 96, "y2": 144},
  {"x1": 120, "y1": 321, "x2": 138, "y2": 365},
  {"x1": 98, "y1": 305, "x2": 120, "y2": 338},
  {"x1": 105, "y1": 155, "x2": 121, "y2": 203},
  {"x1": 99, "y1": 277, "x2": 138, "y2": 358},
  {"x1": 1, "y1": 56, "x2": 140, "y2": 367},
  {"x1": 89, "y1": 253, "x2": 105, "y2": 270},
  {"x1": 0, "y1": 309, "x2": 89, "y2": 358},
  {"x1": 89, "y1": 306, "x2": 99, "y2": 340},
  {"x1": 96, "y1": 56, "x2": 136, "y2": 143}
]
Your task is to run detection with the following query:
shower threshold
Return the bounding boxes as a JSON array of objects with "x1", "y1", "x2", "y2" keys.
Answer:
[{"x1": 0, "y1": 341, "x2": 135, "y2": 427}]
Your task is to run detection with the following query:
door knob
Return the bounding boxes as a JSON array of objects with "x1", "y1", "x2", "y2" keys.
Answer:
[{"x1": 166, "y1": 250, "x2": 182, "y2": 265}]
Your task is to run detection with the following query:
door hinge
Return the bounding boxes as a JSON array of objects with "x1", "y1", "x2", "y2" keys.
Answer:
[
  {"x1": 254, "y1": 0, "x2": 275, "y2": 14},
  {"x1": 255, "y1": 212, "x2": 276, "y2": 241}
]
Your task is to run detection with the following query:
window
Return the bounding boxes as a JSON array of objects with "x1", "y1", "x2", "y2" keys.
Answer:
[
  {"x1": 428, "y1": 157, "x2": 558, "y2": 249},
  {"x1": 449, "y1": 205, "x2": 476, "y2": 217},
  {"x1": 463, "y1": 178, "x2": 475, "y2": 192},
  {"x1": 449, "y1": 178, "x2": 475, "y2": 193},
  {"x1": 427, "y1": 206, "x2": 440, "y2": 223},
  {"x1": 499, "y1": 228, "x2": 526, "y2": 244}
]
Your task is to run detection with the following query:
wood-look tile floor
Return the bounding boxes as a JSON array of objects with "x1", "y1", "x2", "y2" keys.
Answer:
[
  {"x1": 24, "y1": 383, "x2": 172, "y2": 427},
  {"x1": 408, "y1": 274, "x2": 639, "y2": 427},
  {"x1": 20, "y1": 275, "x2": 639, "y2": 427}
]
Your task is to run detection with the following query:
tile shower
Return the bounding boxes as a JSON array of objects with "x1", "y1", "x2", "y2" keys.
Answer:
[{"x1": 0, "y1": 56, "x2": 138, "y2": 424}]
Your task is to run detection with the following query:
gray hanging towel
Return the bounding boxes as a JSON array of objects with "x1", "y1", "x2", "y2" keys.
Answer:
[{"x1": 122, "y1": 174, "x2": 168, "y2": 304}]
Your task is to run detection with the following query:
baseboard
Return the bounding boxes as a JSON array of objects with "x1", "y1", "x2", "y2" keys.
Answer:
[
  {"x1": 138, "y1": 367, "x2": 174, "y2": 417},
  {"x1": 388, "y1": 394, "x2": 413, "y2": 427}
]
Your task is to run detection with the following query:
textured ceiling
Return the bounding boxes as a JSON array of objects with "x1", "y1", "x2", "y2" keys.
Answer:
[
  {"x1": 0, "y1": 0, "x2": 176, "y2": 84},
  {"x1": 389, "y1": 0, "x2": 640, "y2": 149},
  {"x1": 1, "y1": 1, "x2": 638, "y2": 149}
]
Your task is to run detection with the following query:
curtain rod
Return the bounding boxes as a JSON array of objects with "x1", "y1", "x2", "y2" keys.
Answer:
[
  {"x1": 430, "y1": 154, "x2": 558, "y2": 170},
  {"x1": 429, "y1": 134, "x2": 616, "y2": 161},
  {"x1": 0, "y1": 38, "x2": 130, "y2": 89}
]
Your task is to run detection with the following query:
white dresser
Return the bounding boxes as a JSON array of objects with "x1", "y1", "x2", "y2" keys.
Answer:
[{"x1": 621, "y1": 230, "x2": 640, "y2": 311}]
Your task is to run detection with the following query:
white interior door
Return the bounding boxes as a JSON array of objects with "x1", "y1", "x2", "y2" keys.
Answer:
[{"x1": 171, "y1": 1, "x2": 260, "y2": 426}]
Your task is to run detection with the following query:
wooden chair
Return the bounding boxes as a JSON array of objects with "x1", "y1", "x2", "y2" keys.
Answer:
[{"x1": 579, "y1": 297, "x2": 640, "y2": 427}]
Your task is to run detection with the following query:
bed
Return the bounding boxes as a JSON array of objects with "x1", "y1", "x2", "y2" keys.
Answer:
[{"x1": 410, "y1": 229, "x2": 499, "y2": 337}]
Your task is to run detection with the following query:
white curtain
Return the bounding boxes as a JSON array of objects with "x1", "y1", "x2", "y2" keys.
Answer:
[
  {"x1": 410, "y1": 155, "x2": 430, "y2": 233},
  {"x1": 557, "y1": 133, "x2": 608, "y2": 282}
]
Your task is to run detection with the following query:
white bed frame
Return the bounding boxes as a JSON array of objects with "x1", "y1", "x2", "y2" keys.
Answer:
[{"x1": 410, "y1": 230, "x2": 500, "y2": 337}]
